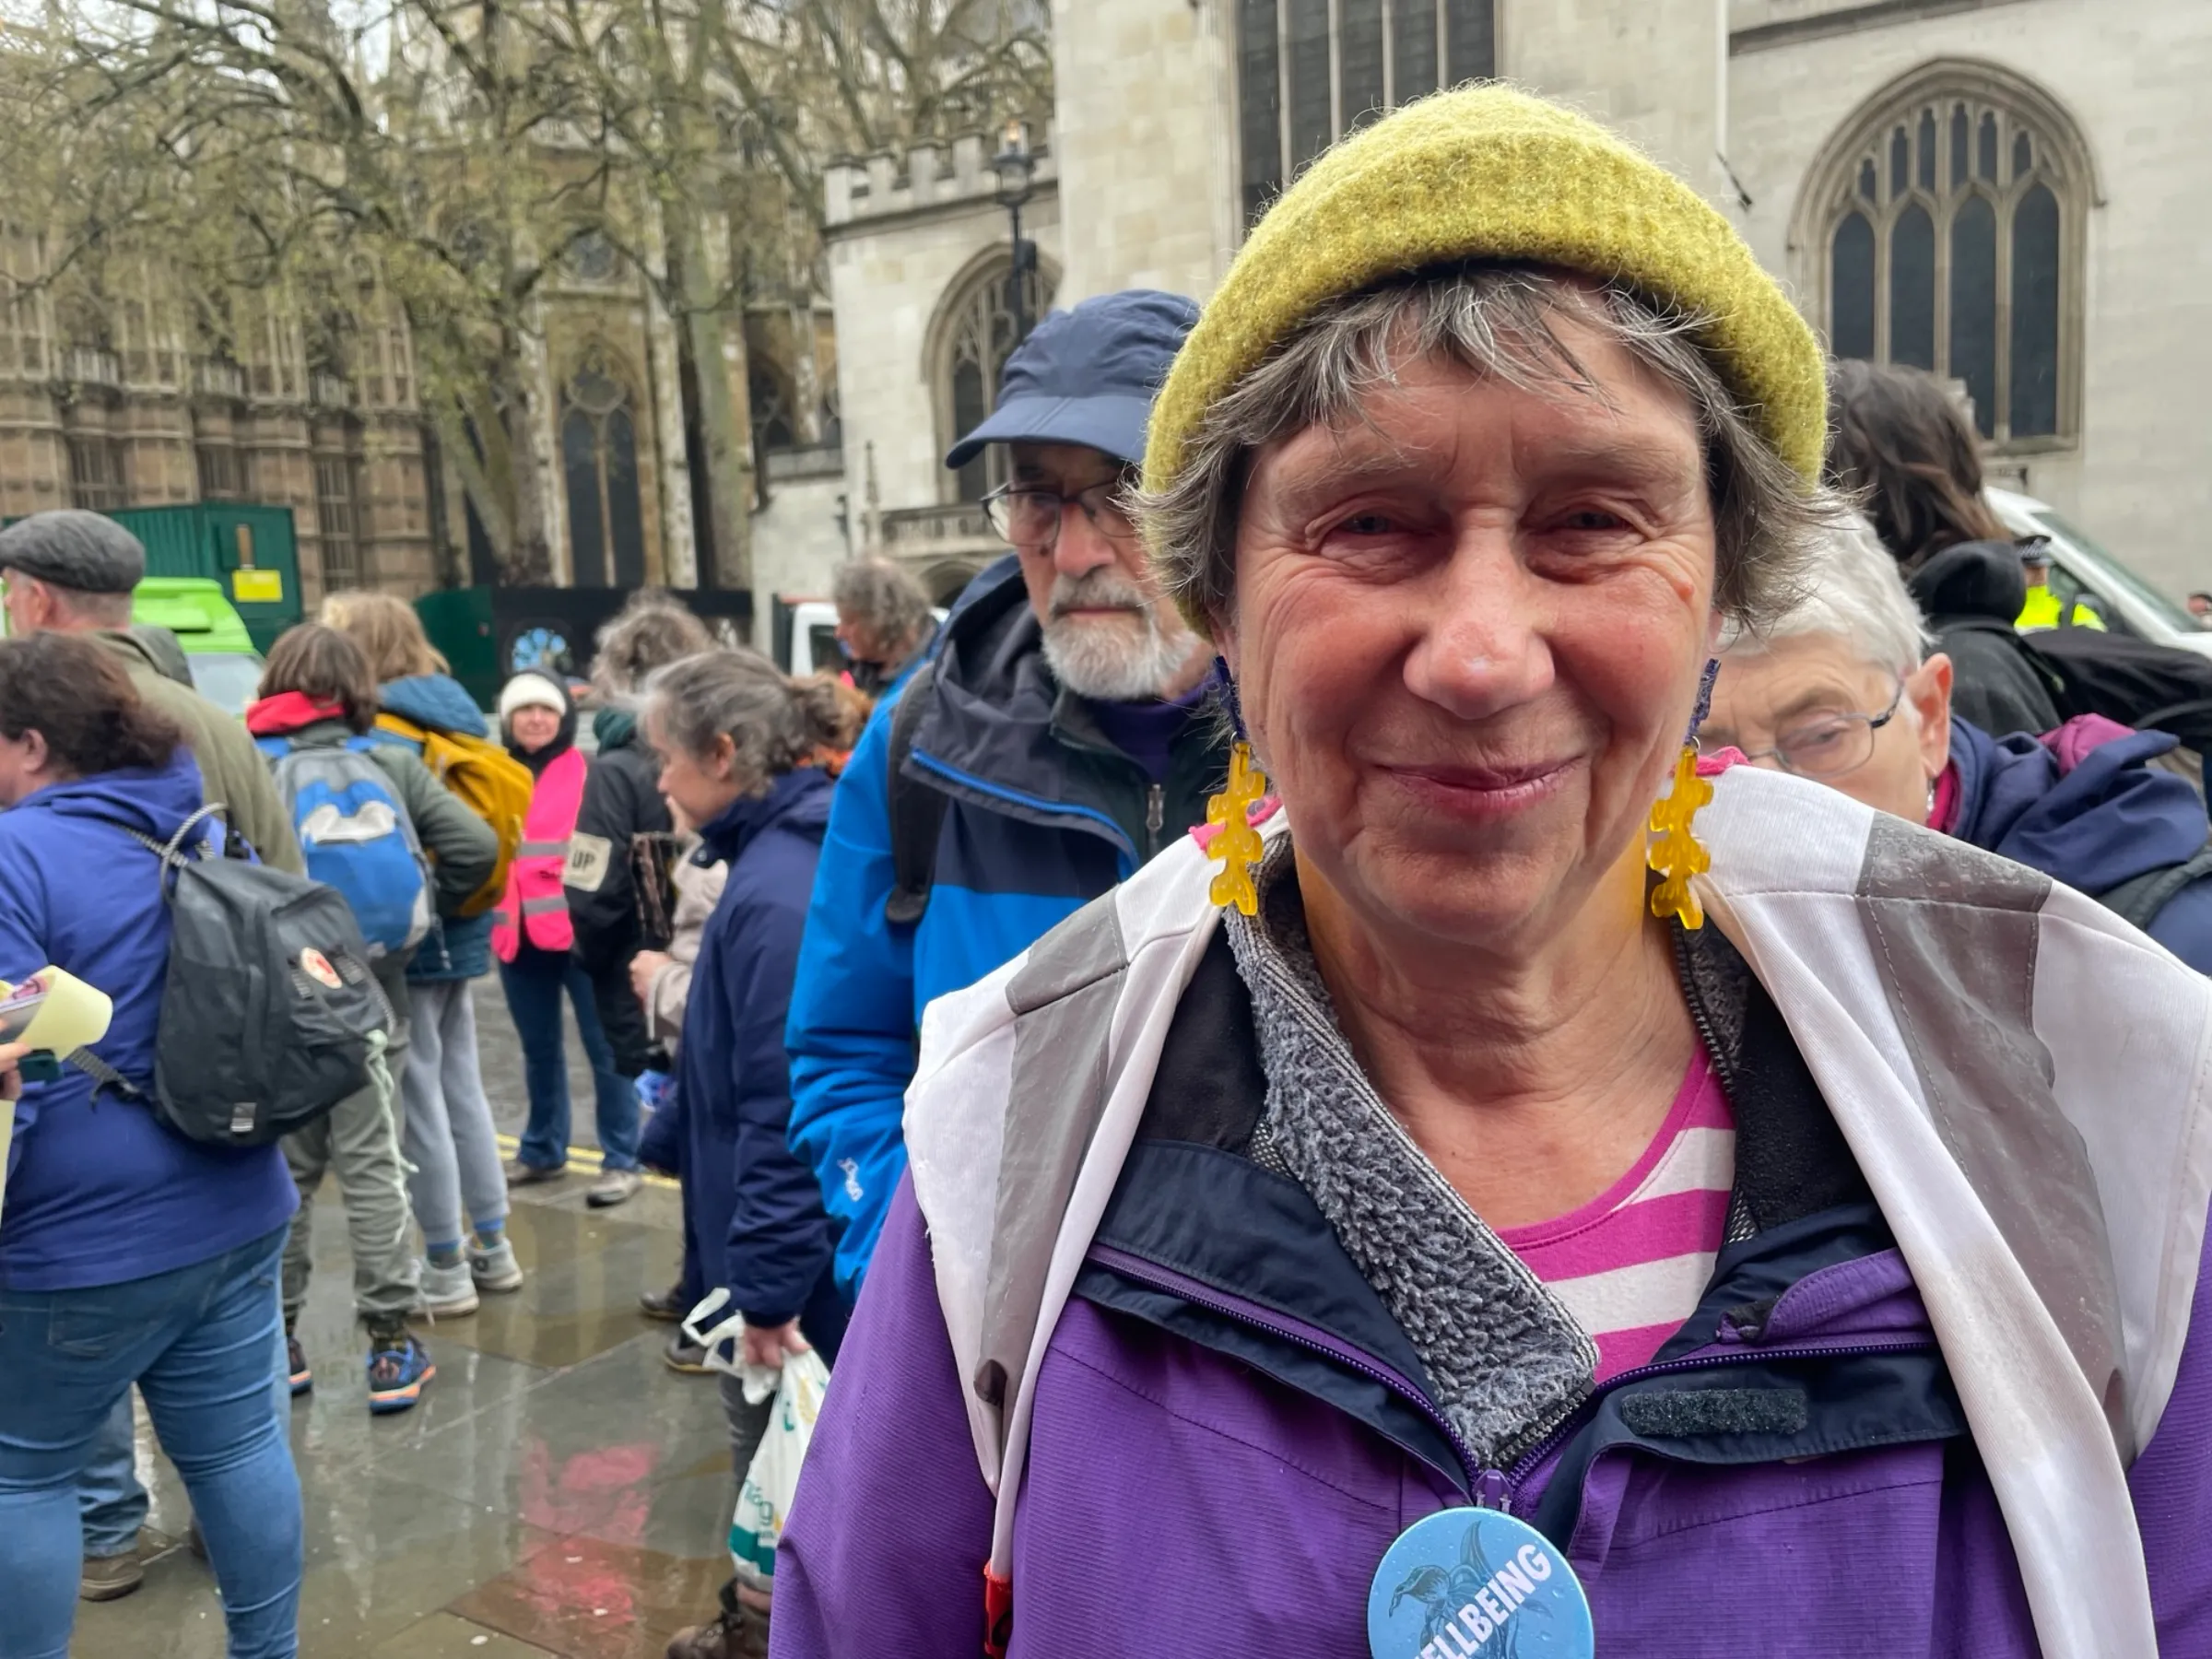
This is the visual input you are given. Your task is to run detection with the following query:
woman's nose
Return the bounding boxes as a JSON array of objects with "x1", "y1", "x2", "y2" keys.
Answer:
[{"x1": 1401, "y1": 531, "x2": 1555, "y2": 721}]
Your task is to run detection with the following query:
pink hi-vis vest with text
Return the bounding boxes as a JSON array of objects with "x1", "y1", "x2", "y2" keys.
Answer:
[{"x1": 492, "y1": 746, "x2": 586, "y2": 962}]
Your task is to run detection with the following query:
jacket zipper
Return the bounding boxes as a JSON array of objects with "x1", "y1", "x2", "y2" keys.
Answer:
[
  {"x1": 1145, "y1": 783, "x2": 1165, "y2": 860},
  {"x1": 909, "y1": 747, "x2": 1136, "y2": 862},
  {"x1": 1093, "y1": 1249, "x2": 1487, "y2": 1494},
  {"x1": 1489, "y1": 1335, "x2": 1939, "y2": 1508},
  {"x1": 1099, "y1": 1244, "x2": 1932, "y2": 1519}
]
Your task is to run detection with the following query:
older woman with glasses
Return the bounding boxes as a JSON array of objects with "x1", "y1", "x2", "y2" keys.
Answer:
[
  {"x1": 1709, "y1": 514, "x2": 2212, "y2": 973},
  {"x1": 771, "y1": 88, "x2": 2212, "y2": 1659}
]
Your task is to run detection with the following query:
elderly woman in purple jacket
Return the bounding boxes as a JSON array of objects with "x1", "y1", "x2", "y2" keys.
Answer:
[{"x1": 773, "y1": 89, "x2": 2212, "y2": 1659}]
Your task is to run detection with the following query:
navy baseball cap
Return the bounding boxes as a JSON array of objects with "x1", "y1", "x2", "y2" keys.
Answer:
[{"x1": 944, "y1": 288, "x2": 1202, "y2": 471}]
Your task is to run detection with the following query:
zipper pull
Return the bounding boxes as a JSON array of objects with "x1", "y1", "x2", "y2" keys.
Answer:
[
  {"x1": 1144, "y1": 782, "x2": 1165, "y2": 855},
  {"x1": 1476, "y1": 1469, "x2": 1512, "y2": 1513}
]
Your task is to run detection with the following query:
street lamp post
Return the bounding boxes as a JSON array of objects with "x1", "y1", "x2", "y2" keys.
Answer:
[{"x1": 994, "y1": 118, "x2": 1038, "y2": 363}]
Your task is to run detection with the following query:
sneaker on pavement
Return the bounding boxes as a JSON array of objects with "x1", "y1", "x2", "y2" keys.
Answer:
[
  {"x1": 588, "y1": 1168, "x2": 642, "y2": 1208},
  {"x1": 663, "y1": 1333, "x2": 711, "y2": 1375},
  {"x1": 79, "y1": 1547, "x2": 143, "y2": 1603},
  {"x1": 420, "y1": 1258, "x2": 479, "y2": 1317},
  {"x1": 470, "y1": 1237, "x2": 525, "y2": 1294},
  {"x1": 639, "y1": 1283, "x2": 688, "y2": 1322},
  {"x1": 366, "y1": 1330, "x2": 435, "y2": 1414},
  {"x1": 504, "y1": 1158, "x2": 566, "y2": 1187},
  {"x1": 286, "y1": 1334, "x2": 312, "y2": 1396}
]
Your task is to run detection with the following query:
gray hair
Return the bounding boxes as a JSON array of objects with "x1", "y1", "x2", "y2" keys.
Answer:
[
  {"x1": 642, "y1": 648, "x2": 841, "y2": 794},
  {"x1": 830, "y1": 558, "x2": 933, "y2": 650},
  {"x1": 1138, "y1": 265, "x2": 1847, "y2": 635},
  {"x1": 593, "y1": 589, "x2": 713, "y2": 697},
  {"x1": 1721, "y1": 511, "x2": 1933, "y2": 676}
]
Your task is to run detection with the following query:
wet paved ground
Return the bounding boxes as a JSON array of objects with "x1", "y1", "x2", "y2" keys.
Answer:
[{"x1": 74, "y1": 984, "x2": 732, "y2": 1657}]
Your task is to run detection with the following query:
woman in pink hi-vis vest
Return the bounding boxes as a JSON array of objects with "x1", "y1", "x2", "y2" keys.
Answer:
[{"x1": 492, "y1": 670, "x2": 642, "y2": 1205}]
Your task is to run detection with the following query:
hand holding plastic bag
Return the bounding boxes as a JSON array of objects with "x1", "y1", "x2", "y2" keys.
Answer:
[{"x1": 728, "y1": 1346, "x2": 830, "y2": 1592}]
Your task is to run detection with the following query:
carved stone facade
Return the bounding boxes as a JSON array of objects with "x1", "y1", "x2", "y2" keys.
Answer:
[{"x1": 822, "y1": 0, "x2": 2210, "y2": 601}]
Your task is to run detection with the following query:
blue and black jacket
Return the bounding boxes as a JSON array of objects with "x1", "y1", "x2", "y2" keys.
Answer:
[{"x1": 786, "y1": 558, "x2": 1230, "y2": 1297}]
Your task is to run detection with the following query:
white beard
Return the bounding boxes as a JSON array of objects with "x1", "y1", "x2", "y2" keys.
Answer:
[{"x1": 1041, "y1": 606, "x2": 1200, "y2": 702}]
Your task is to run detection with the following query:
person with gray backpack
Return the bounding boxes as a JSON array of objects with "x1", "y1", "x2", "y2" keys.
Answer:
[
  {"x1": 247, "y1": 626, "x2": 498, "y2": 1414},
  {"x1": 0, "y1": 634, "x2": 309, "y2": 1657}
]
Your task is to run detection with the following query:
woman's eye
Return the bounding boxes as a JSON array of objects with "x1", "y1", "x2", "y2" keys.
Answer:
[
  {"x1": 1333, "y1": 512, "x2": 1396, "y2": 536},
  {"x1": 1559, "y1": 508, "x2": 1628, "y2": 532}
]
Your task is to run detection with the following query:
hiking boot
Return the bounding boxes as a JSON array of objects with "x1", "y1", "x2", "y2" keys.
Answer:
[
  {"x1": 470, "y1": 1237, "x2": 525, "y2": 1294},
  {"x1": 286, "y1": 1334, "x2": 312, "y2": 1396},
  {"x1": 503, "y1": 1158, "x2": 566, "y2": 1187},
  {"x1": 79, "y1": 1547, "x2": 143, "y2": 1603},
  {"x1": 420, "y1": 1259, "x2": 480, "y2": 1317},
  {"x1": 639, "y1": 1283, "x2": 688, "y2": 1323},
  {"x1": 665, "y1": 1579, "x2": 765, "y2": 1659},
  {"x1": 366, "y1": 1328, "x2": 435, "y2": 1414},
  {"x1": 663, "y1": 1332, "x2": 710, "y2": 1375},
  {"x1": 587, "y1": 1168, "x2": 642, "y2": 1208}
]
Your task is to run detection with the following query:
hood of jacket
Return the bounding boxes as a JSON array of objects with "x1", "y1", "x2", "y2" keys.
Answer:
[
  {"x1": 696, "y1": 765, "x2": 834, "y2": 867},
  {"x1": 244, "y1": 693, "x2": 358, "y2": 743},
  {"x1": 381, "y1": 673, "x2": 488, "y2": 739},
  {"x1": 1947, "y1": 715, "x2": 2206, "y2": 896},
  {"x1": 22, "y1": 744, "x2": 209, "y2": 846},
  {"x1": 1908, "y1": 539, "x2": 2030, "y2": 623},
  {"x1": 593, "y1": 704, "x2": 641, "y2": 752}
]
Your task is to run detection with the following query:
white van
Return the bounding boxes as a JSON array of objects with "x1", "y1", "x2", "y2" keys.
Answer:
[
  {"x1": 777, "y1": 598, "x2": 951, "y2": 678},
  {"x1": 1988, "y1": 488, "x2": 2210, "y2": 662}
]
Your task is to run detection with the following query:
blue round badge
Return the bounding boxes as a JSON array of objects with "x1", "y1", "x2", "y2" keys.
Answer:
[{"x1": 1367, "y1": 1507, "x2": 1593, "y2": 1659}]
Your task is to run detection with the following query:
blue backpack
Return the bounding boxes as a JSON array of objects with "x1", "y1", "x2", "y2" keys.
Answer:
[{"x1": 258, "y1": 737, "x2": 432, "y2": 958}]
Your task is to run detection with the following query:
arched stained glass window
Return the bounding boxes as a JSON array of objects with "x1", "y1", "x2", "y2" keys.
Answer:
[
  {"x1": 561, "y1": 358, "x2": 646, "y2": 588},
  {"x1": 1810, "y1": 68, "x2": 2086, "y2": 445},
  {"x1": 1236, "y1": 0, "x2": 1495, "y2": 227},
  {"x1": 935, "y1": 254, "x2": 1055, "y2": 503}
]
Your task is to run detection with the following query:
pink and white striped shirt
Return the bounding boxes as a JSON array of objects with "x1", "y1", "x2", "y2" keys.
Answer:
[{"x1": 1499, "y1": 1052, "x2": 1736, "y2": 1382}]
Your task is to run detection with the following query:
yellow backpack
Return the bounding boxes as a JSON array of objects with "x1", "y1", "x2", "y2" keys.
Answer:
[{"x1": 375, "y1": 712, "x2": 535, "y2": 917}]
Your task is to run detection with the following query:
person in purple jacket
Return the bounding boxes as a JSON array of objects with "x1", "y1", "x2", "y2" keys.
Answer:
[
  {"x1": 772, "y1": 88, "x2": 2212, "y2": 1659},
  {"x1": 1708, "y1": 512, "x2": 2212, "y2": 973},
  {"x1": 0, "y1": 633, "x2": 303, "y2": 1658}
]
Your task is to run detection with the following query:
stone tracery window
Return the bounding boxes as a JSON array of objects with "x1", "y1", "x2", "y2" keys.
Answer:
[
  {"x1": 561, "y1": 357, "x2": 646, "y2": 588},
  {"x1": 936, "y1": 255, "x2": 1054, "y2": 503},
  {"x1": 1806, "y1": 65, "x2": 2089, "y2": 446},
  {"x1": 1236, "y1": 0, "x2": 1495, "y2": 225}
]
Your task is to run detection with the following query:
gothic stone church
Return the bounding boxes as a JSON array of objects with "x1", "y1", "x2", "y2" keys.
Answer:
[{"x1": 826, "y1": 0, "x2": 2209, "y2": 606}]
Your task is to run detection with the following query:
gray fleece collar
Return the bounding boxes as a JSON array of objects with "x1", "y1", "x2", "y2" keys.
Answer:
[{"x1": 1224, "y1": 837, "x2": 1596, "y2": 1468}]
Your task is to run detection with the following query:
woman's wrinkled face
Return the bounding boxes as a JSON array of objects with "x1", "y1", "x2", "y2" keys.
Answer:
[
  {"x1": 647, "y1": 705, "x2": 743, "y2": 829},
  {"x1": 1705, "y1": 635, "x2": 1953, "y2": 826},
  {"x1": 1222, "y1": 323, "x2": 1720, "y2": 953},
  {"x1": 508, "y1": 704, "x2": 561, "y2": 753}
]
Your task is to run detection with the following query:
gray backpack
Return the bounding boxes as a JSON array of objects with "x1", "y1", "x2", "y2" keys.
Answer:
[{"x1": 76, "y1": 805, "x2": 394, "y2": 1147}]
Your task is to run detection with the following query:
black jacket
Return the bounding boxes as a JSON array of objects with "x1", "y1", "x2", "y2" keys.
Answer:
[
  {"x1": 1906, "y1": 541, "x2": 2063, "y2": 738},
  {"x1": 565, "y1": 705, "x2": 670, "y2": 1074}
]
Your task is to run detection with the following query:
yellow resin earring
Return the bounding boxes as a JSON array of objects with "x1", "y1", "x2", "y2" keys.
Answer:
[
  {"x1": 1206, "y1": 660, "x2": 1268, "y2": 915},
  {"x1": 1648, "y1": 659, "x2": 1720, "y2": 930},
  {"x1": 1207, "y1": 742, "x2": 1269, "y2": 915}
]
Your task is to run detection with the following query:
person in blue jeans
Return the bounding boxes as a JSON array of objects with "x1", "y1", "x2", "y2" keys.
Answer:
[
  {"x1": 76, "y1": 1395, "x2": 148, "y2": 1601},
  {"x1": 493, "y1": 672, "x2": 641, "y2": 1188},
  {"x1": 0, "y1": 632, "x2": 302, "y2": 1659}
]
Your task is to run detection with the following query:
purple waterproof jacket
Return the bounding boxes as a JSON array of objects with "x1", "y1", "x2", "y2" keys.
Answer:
[{"x1": 772, "y1": 917, "x2": 2212, "y2": 1657}]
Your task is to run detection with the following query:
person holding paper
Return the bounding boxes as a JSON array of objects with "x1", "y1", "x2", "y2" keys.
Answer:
[{"x1": 0, "y1": 632, "x2": 303, "y2": 1658}]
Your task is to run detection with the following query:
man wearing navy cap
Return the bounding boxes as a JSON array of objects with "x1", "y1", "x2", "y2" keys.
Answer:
[{"x1": 784, "y1": 290, "x2": 1228, "y2": 1300}]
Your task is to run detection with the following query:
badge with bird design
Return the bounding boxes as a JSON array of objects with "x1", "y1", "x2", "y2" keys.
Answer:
[{"x1": 1367, "y1": 1507, "x2": 1593, "y2": 1658}]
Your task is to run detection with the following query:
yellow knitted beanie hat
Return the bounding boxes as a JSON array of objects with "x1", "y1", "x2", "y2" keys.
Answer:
[{"x1": 1143, "y1": 85, "x2": 1827, "y2": 497}]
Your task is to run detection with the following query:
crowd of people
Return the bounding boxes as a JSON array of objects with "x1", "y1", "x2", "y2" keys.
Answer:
[{"x1": 1, "y1": 79, "x2": 2209, "y2": 1659}]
